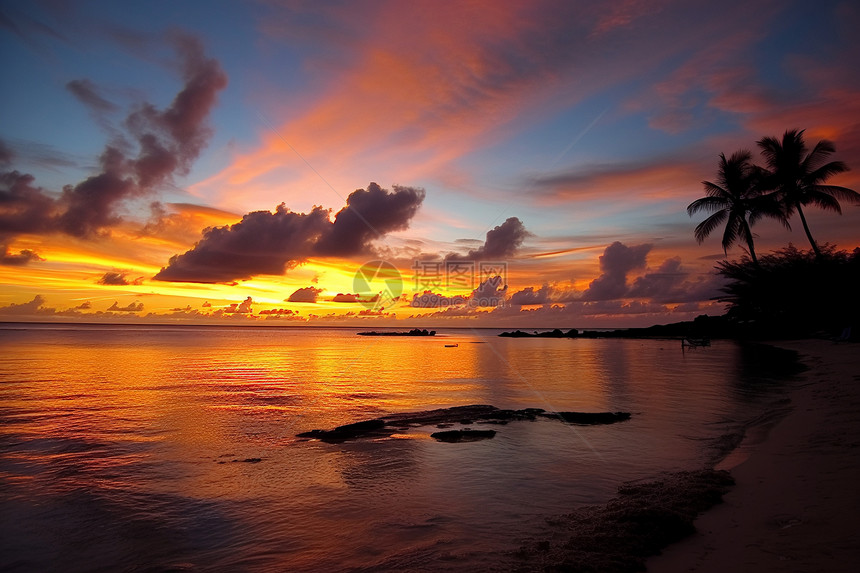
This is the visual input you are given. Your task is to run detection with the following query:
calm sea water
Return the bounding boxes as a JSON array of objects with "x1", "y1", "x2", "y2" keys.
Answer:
[{"x1": 0, "y1": 324, "x2": 792, "y2": 572}]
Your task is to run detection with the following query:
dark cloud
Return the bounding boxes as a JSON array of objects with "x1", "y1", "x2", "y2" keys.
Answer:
[
  {"x1": 314, "y1": 182, "x2": 425, "y2": 256},
  {"x1": 469, "y1": 276, "x2": 507, "y2": 307},
  {"x1": 332, "y1": 293, "x2": 360, "y2": 303},
  {"x1": 154, "y1": 205, "x2": 331, "y2": 283},
  {"x1": 97, "y1": 271, "x2": 143, "y2": 286},
  {"x1": 409, "y1": 276, "x2": 507, "y2": 309},
  {"x1": 106, "y1": 300, "x2": 144, "y2": 312},
  {"x1": 59, "y1": 35, "x2": 227, "y2": 237},
  {"x1": 66, "y1": 79, "x2": 118, "y2": 113},
  {"x1": 0, "y1": 4, "x2": 69, "y2": 47},
  {"x1": 0, "y1": 247, "x2": 44, "y2": 265},
  {"x1": 123, "y1": 34, "x2": 228, "y2": 189},
  {"x1": 628, "y1": 258, "x2": 726, "y2": 304},
  {"x1": 56, "y1": 147, "x2": 136, "y2": 236},
  {"x1": 447, "y1": 217, "x2": 530, "y2": 261},
  {"x1": 508, "y1": 283, "x2": 580, "y2": 306},
  {"x1": 155, "y1": 183, "x2": 425, "y2": 283},
  {"x1": 626, "y1": 257, "x2": 686, "y2": 301},
  {"x1": 0, "y1": 35, "x2": 227, "y2": 250},
  {"x1": 0, "y1": 295, "x2": 51, "y2": 315},
  {"x1": 0, "y1": 139, "x2": 77, "y2": 170},
  {"x1": 259, "y1": 308, "x2": 296, "y2": 316},
  {"x1": 331, "y1": 292, "x2": 381, "y2": 303},
  {"x1": 0, "y1": 170, "x2": 56, "y2": 239},
  {"x1": 222, "y1": 297, "x2": 253, "y2": 314},
  {"x1": 0, "y1": 296, "x2": 96, "y2": 318},
  {"x1": 0, "y1": 169, "x2": 52, "y2": 264},
  {"x1": 509, "y1": 284, "x2": 553, "y2": 306},
  {"x1": 582, "y1": 241, "x2": 651, "y2": 301},
  {"x1": 287, "y1": 286, "x2": 323, "y2": 303},
  {"x1": 504, "y1": 247, "x2": 724, "y2": 312},
  {"x1": 570, "y1": 242, "x2": 726, "y2": 305}
]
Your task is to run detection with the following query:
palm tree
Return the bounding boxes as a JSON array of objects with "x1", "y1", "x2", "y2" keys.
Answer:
[
  {"x1": 757, "y1": 129, "x2": 859, "y2": 258},
  {"x1": 687, "y1": 150, "x2": 785, "y2": 265}
]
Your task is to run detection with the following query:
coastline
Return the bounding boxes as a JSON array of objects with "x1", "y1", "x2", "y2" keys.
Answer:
[{"x1": 648, "y1": 339, "x2": 860, "y2": 571}]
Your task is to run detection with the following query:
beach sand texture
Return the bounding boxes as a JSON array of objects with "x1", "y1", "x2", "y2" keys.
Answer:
[{"x1": 650, "y1": 340, "x2": 860, "y2": 572}]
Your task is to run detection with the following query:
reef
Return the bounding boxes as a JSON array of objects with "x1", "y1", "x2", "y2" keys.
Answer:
[
  {"x1": 511, "y1": 469, "x2": 735, "y2": 572},
  {"x1": 296, "y1": 404, "x2": 632, "y2": 443},
  {"x1": 430, "y1": 429, "x2": 497, "y2": 442}
]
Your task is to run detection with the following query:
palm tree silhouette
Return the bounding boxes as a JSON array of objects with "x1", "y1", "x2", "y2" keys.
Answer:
[
  {"x1": 687, "y1": 150, "x2": 785, "y2": 265},
  {"x1": 757, "y1": 129, "x2": 859, "y2": 258}
]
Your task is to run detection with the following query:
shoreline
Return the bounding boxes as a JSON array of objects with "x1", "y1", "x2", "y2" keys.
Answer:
[{"x1": 648, "y1": 339, "x2": 860, "y2": 571}]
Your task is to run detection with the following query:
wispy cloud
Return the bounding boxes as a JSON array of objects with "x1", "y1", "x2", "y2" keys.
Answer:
[{"x1": 1, "y1": 35, "x2": 227, "y2": 254}]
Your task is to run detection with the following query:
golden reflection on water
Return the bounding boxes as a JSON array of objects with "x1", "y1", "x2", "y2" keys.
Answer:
[{"x1": 0, "y1": 326, "x2": 784, "y2": 572}]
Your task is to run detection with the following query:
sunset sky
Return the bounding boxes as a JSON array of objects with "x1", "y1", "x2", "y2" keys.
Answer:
[{"x1": 2, "y1": 0, "x2": 859, "y2": 327}]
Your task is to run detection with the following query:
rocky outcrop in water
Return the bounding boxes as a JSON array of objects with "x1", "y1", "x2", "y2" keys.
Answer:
[
  {"x1": 511, "y1": 469, "x2": 735, "y2": 572},
  {"x1": 296, "y1": 419, "x2": 389, "y2": 441},
  {"x1": 430, "y1": 429, "x2": 497, "y2": 442},
  {"x1": 544, "y1": 411, "x2": 632, "y2": 425},
  {"x1": 499, "y1": 329, "x2": 578, "y2": 338},
  {"x1": 357, "y1": 329, "x2": 436, "y2": 336},
  {"x1": 296, "y1": 404, "x2": 632, "y2": 443}
]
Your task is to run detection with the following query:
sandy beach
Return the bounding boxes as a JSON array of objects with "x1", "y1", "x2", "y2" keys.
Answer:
[{"x1": 649, "y1": 340, "x2": 860, "y2": 572}]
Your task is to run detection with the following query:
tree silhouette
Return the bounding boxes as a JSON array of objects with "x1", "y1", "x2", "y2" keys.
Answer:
[
  {"x1": 716, "y1": 245, "x2": 860, "y2": 337},
  {"x1": 757, "y1": 129, "x2": 859, "y2": 258},
  {"x1": 687, "y1": 150, "x2": 785, "y2": 265}
]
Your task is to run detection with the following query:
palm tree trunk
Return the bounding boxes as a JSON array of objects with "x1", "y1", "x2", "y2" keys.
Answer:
[
  {"x1": 742, "y1": 220, "x2": 758, "y2": 266},
  {"x1": 795, "y1": 204, "x2": 821, "y2": 258}
]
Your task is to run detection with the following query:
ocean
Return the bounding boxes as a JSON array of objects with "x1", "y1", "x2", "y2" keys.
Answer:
[{"x1": 0, "y1": 324, "x2": 794, "y2": 571}]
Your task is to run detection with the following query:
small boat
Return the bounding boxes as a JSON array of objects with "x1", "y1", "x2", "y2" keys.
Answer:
[
  {"x1": 444, "y1": 344, "x2": 458, "y2": 348},
  {"x1": 681, "y1": 337, "x2": 710, "y2": 348}
]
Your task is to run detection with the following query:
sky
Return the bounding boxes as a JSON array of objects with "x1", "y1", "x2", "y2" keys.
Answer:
[{"x1": 1, "y1": 0, "x2": 859, "y2": 327}]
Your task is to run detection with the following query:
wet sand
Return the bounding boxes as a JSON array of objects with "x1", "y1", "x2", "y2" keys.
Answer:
[{"x1": 649, "y1": 340, "x2": 860, "y2": 572}]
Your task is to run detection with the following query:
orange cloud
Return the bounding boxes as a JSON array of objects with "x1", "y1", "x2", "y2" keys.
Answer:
[
  {"x1": 190, "y1": 1, "x2": 677, "y2": 211},
  {"x1": 528, "y1": 158, "x2": 708, "y2": 204}
]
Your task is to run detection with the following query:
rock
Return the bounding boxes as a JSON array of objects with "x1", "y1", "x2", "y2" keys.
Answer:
[
  {"x1": 542, "y1": 411, "x2": 632, "y2": 425},
  {"x1": 511, "y1": 470, "x2": 734, "y2": 572},
  {"x1": 499, "y1": 329, "x2": 579, "y2": 338},
  {"x1": 295, "y1": 405, "x2": 632, "y2": 443},
  {"x1": 296, "y1": 418, "x2": 388, "y2": 442},
  {"x1": 357, "y1": 329, "x2": 436, "y2": 336},
  {"x1": 431, "y1": 429, "x2": 497, "y2": 442}
]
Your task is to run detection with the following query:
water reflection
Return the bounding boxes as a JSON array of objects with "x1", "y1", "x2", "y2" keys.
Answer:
[{"x1": 0, "y1": 326, "x2": 795, "y2": 572}]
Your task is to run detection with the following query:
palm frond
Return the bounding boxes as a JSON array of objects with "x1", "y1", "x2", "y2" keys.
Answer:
[
  {"x1": 694, "y1": 210, "x2": 727, "y2": 244},
  {"x1": 701, "y1": 180, "x2": 728, "y2": 198},
  {"x1": 748, "y1": 197, "x2": 791, "y2": 229},
  {"x1": 687, "y1": 195, "x2": 728, "y2": 216},
  {"x1": 757, "y1": 135, "x2": 781, "y2": 165},
  {"x1": 804, "y1": 191, "x2": 843, "y2": 214},
  {"x1": 810, "y1": 184, "x2": 860, "y2": 204},
  {"x1": 728, "y1": 149, "x2": 753, "y2": 163},
  {"x1": 806, "y1": 160, "x2": 849, "y2": 184},
  {"x1": 803, "y1": 139, "x2": 836, "y2": 172},
  {"x1": 721, "y1": 214, "x2": 742, "y2": 253}
]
